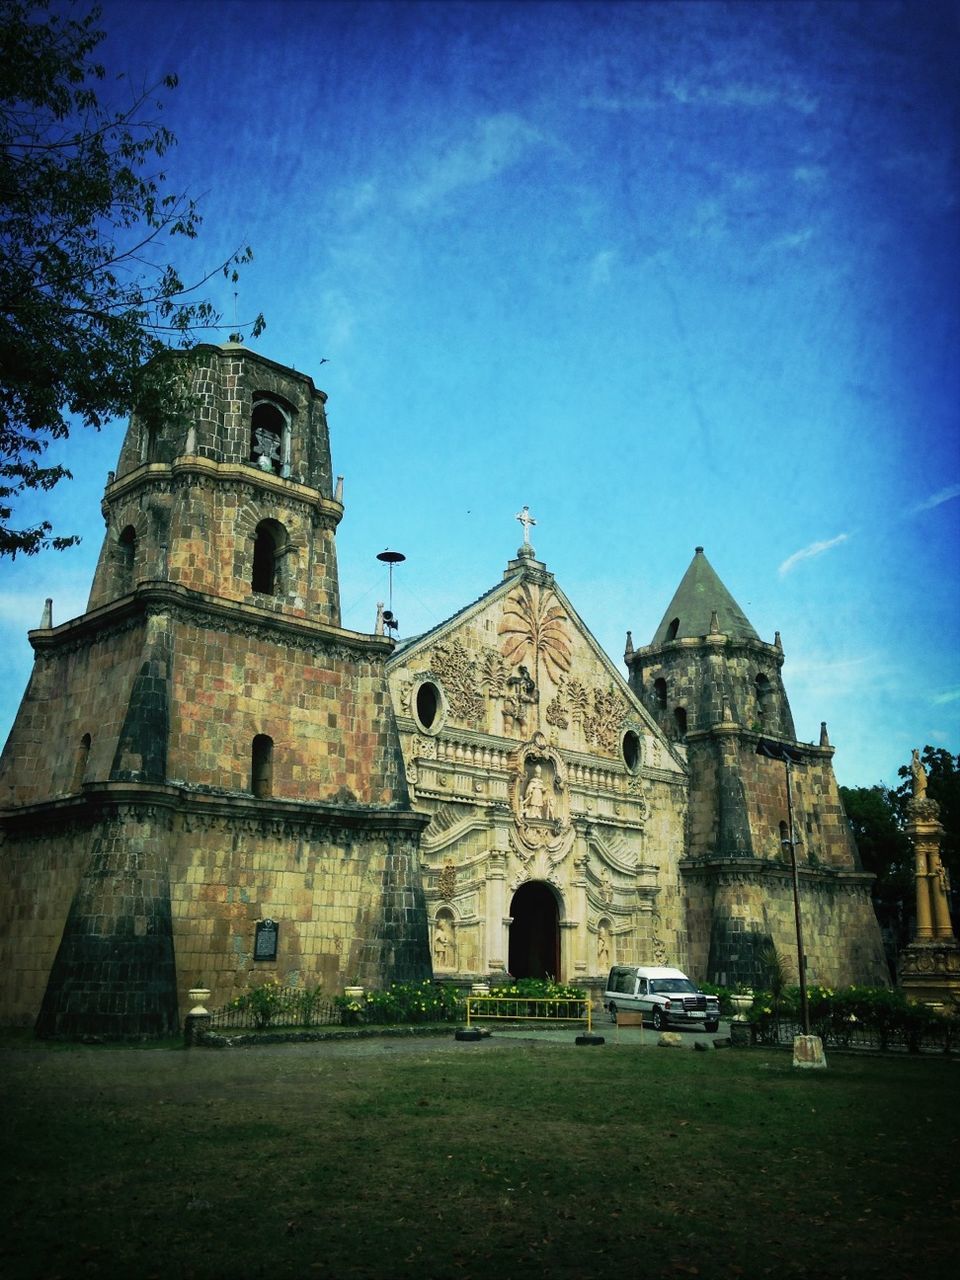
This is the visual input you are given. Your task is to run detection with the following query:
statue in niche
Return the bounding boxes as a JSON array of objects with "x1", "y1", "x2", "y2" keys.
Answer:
[
  {"x1": 522, "y1": 762, "x2": 554, "y2": 821},
  {"x1": 597, "y1": 923, "x2": 610, "y2": 970},
  {"x1": 433, "y1": 916, "x2": 455, "y2": 969}
]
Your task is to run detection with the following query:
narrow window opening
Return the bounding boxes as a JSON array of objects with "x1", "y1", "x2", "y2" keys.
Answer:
[
  {"x1": 73, "y1": 733, "x2": 91, "y2": 791},
  {"x1": 665, "y1": 617, "x2": 680, "y2": 641},
  {"x1": 251, "y1": 735, "x2": 274, "y2": 798},
  {"x1": 755, "y1": 673, "x2": 772, "y2": 724},
  {"x1": 118, "y1": 525, "x2": 136, "y2": 593},
  {"x1": 779, "y1": 820, "x2": 791, "y2": 856},
  {"x1": 654, "y1": 677, "x2": 667, "y2": 709},
  {"x1": 252, "y1": 519, "x2": 285, "y2": 595},
  {"x1": 674, "y1": 706, "x2": 687, "y2": 737}
]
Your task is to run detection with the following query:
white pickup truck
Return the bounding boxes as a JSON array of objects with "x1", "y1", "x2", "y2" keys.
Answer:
[{"x1": 604, "y1": 965, "x2": 721, "y2": 1033}]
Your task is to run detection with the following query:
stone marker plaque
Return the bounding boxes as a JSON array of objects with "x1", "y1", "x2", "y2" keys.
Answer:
[{"x1": 254, "y1": 918, "x2": 279, "y2": 962}]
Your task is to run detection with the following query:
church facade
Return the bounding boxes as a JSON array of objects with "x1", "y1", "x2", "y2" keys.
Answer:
[{"x1": 0, "y1": 347, "x2": 887, "y2": 1036}]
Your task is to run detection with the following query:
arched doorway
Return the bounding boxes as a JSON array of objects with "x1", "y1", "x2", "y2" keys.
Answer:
[{"x1": 509, "y1": 882, "x2": 561, "y2": 980}]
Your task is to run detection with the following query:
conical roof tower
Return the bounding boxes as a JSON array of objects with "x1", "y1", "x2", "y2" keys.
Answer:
[
  {"x1": 651, "y1": 547, "x2": 759, "y2": 645},
  {"x1": 623, "y1": 547, "x2": 885, "y2": 991}
]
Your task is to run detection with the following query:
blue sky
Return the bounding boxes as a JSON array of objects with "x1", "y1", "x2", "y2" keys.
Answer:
[{"x1": 1, "y1": 0, "x2": 958, "y2": 788}]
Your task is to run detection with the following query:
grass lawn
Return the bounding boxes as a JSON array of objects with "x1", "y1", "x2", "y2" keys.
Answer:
[{"x1": 1, "y1": 1032, "x2": 958, "y2": 1279}]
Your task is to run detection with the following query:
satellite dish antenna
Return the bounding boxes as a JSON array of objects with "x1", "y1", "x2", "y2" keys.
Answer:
[{"x1": 376, "y1": 549, "x2": 405, "y2": 633}]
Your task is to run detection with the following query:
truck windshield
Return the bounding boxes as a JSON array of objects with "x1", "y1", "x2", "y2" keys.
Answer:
[{"x1": 649, "y1": 979, "x2": 697, "y2": 994}]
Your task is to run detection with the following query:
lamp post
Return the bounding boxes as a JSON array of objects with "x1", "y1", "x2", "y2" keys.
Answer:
[{"x1": 756, "y1": 738, "x2": 811, "y2": 1036}]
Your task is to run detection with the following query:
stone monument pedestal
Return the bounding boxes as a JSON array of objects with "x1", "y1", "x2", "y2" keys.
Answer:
[{"x1": 899, "y1": 940, "x2": 960, "y2": 1007}]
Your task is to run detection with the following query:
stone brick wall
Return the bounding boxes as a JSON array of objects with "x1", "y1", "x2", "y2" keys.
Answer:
[
  {"x1": 682, "y1": 860, "x2": 889, "y2": 988},
  {"x1": 0, "y1": 814, "x2": 90, "y2": 1024},
  {"x1": 166, "y1": 612, "x2": 405, "y2": 805},
  {"x1": 168, "y1": 803, "x2": 430, "y2": 1011},
  {"x1": 0, "y1": 616, "x2": 148, "y2": 806}
]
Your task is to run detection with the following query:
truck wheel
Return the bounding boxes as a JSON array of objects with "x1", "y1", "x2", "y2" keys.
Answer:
[
  {"x1": 652, "y1": 1008, "x2": 665, "y2": 1032},
  {"x1": 608, "y1": 1002, "x2": 618, "y2": 1024},
  {"x1": 705, "y1": 1020, "x2": 719, "y2": 1033}
]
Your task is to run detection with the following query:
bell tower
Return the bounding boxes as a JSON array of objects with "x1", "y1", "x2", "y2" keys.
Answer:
[
  {"x1": 0, "y1": 343, "x2": 430, "y2": 1038},
  {"x1": 626, "y1": 547, "x2": 887, "y2": 989}
]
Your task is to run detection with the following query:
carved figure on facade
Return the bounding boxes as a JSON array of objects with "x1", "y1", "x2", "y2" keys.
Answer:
[
  {"x1": 503, "y1": 663, "x2": 539, "y2": 732},
  {"x1": 433, "y1": 915, "x2": 455, "y2": 969},
  {"x1": 512, "y1": 736, "x2": 571, "y2": 858},
  {"x1": 597, "y1": 921, "x2": 611, "y2": 970}
]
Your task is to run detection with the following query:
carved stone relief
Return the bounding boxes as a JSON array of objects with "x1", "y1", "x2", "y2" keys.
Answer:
[
  {"x1": 511, "y1": 734, "x2": 571, "y2": 857},
  {"x1": 429, "y1": 640, "x2": 484, "y2": 723},
  {"x1": 433, "y1": 910, "x2": 456, "y2": 970}
]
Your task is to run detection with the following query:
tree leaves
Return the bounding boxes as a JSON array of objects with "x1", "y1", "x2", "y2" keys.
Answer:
[{"x1": 0, "y1": 1, "x2": 264, "y2": 556}]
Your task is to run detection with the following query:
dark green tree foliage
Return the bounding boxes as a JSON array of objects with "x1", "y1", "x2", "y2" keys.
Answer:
[{"x1": 0, "y1": 1, "x2": 263, "y2": 556}]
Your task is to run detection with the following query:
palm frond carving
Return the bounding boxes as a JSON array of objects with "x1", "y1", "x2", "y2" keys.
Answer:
[{"x1": 498, "y1": 583, "x2": 572, "y2": 685}]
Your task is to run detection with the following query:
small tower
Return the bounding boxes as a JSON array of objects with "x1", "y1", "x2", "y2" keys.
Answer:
[
  {"x1": 0, "y1": 344, "x2": 430, "y2": 1037},
  {"x1": 626, "y1": 547, "x2": 887, "y2": 989}
]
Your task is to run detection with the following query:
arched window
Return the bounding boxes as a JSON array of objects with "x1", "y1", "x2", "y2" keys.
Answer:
[
  {"x1": 252, "y1": 519, "x2": 286, "y2": 595},
  {"x1": 779, "y1": 819, "x2": 790, "y2": 853},
  {"x1": 665, "y1": 617, "x2": 680, "y2": 641},
  {"x1": 251, "y1": 735, "x2": 274, "y2": 798},
  {"x1": 674, "y1": 706, "x2": 687, "y2": 738},
  {"x1": 755, "y1": 673, "x2": 772, "y2": 724},
  {"x1": 250, "y1": 400, "x2": 288, "y2": 475},
  {"x1": 654, "y1": 677, "x2": 667, "y2": 709},
  {"x1": 117, "y1": 525, "x2": 136, "y2": 593},
  {"x1": 72, "y1": 733, "x2": 91, "y2": 791}
]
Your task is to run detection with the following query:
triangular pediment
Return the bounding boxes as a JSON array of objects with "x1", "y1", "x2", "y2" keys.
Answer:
[{"x1": 387, "y1": 560, "x2": 683, "y2": 774}]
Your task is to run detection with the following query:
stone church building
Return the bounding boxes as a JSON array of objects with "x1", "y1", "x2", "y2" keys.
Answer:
[{"x1": 0, "y1": 346, "x2": 887, "y2": 1036}]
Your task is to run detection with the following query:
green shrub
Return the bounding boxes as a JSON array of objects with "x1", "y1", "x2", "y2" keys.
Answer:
[{"x1": 334, "y1": 981, "x2": 465, "y2": 1026}]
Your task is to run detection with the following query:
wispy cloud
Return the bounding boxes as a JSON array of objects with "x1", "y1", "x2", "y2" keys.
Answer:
[
  {"x1": 589, "y1": 249, "x2": 617, "y2": 287},
  {"x1": 793, "y1": 165, "x2": 826, "y2": 186},
  {"x1": 663, "y1": 76, "x2": 818, "y2": 115},
  {"x1": 778, "y1": 533, "x2": 850, "y2": 577},
  {"x1": 763, "y1": 227, "x2": 815, "y2": 254},
  {"x1": 403, "y1": 113, "x2": 544, "y2": 212},
  {"x1": 908, "y1": 484, "x2": 960, "y2": 516},
  {"x1": 932, "y1": 687, "x2": 960, "y2": 706}
]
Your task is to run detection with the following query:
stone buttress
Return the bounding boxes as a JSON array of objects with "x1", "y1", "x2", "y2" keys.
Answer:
[{"x1": 0, "y1": 344, "x2": 430, "y2": 1035}]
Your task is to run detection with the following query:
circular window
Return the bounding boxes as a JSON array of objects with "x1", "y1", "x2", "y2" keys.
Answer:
[
  {"x1": 622, "y1": 729, "x2": 641, "y2": 772},
  {"x1": 415, "y1": 681, "x2": 441, "y2": 732}
]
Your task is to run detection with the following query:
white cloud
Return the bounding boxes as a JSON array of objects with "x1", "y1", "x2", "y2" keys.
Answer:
[
  {"x1": 589, "y1": 249, "x2": 617, "y2": 287},
  {"x1": 763, "y1": 227, "x2": 814, "y2": 254},
  {"x1": 793, "y1": 165, "x2": 826, "y2": 185},
  {"x1": 932, "y1": 687, "x2": 960, "y2": 706},
  {"x1": 663, "y1": 77, "x2": 817, "y2": 115},
  {"x1": 908, "y1": 484, "x2": 960, "y2": 516},
  {"x1": 403, "y1": 113, "x2": 544, "y2": 212},
  {"x1": 778, "y1": 533, "x2": 850, "y2": 577}
]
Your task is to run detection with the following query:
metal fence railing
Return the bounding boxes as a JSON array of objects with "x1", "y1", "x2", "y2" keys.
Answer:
[
  {"x1": 754, "y1": 1017, "x2": 957, "y2": 1055},
  {"x1": 464, "y1": 996, "x2": 594, "y2": 1034},
  {"x1": 203, "y1": 994, "x2": 343, "y2": 1033}
]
